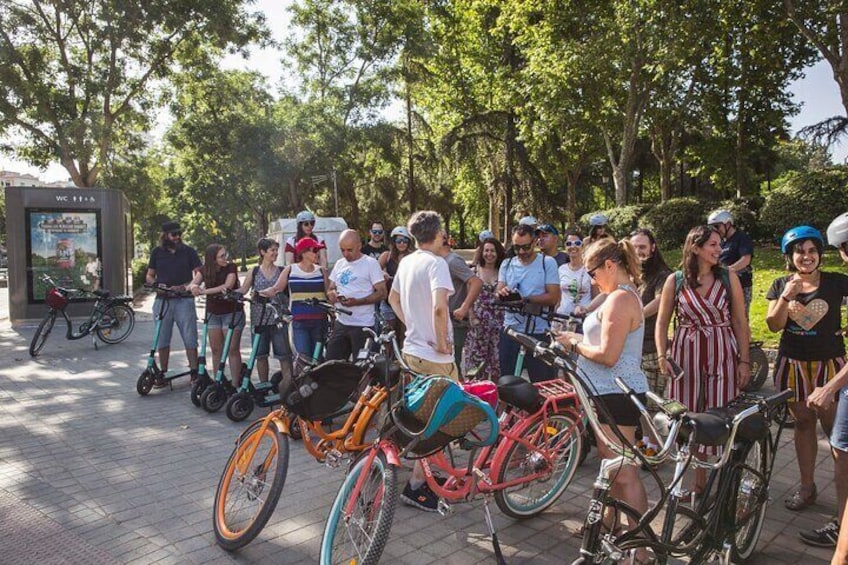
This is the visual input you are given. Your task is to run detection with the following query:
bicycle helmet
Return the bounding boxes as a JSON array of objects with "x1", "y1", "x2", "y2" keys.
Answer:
[
  {"x1": 296, "y1": 210, "x2": 316, "y2": 223},
  {"x1": 589, "y1": 213, "x2": 608, "y2": 227},
  {"x1": 826, "y1": 212, "x2": 848, "y2": 247},
  {"x1": 781, "y1": 225, "x2": 823, "y2": 254},
  {"x1": 707, "y1": 209, "x2": 733, "y2": 225},
  {"x1": 518, "y1": 215, "x2": 539, "y2": 227},
  {"x1": 390, "y1": 226, "x2": 411, "y2": 240},
  {"x1": 478, "y1": 229, "x2": 495, "y2": 242}
]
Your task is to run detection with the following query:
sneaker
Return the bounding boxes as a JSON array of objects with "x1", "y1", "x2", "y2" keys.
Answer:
[
  {"x1": 400, "y1": 482, "x2": 439, "y2": 512},
  {"x1": 799, "y1": 519, "x2": 839, "y2": 548}
]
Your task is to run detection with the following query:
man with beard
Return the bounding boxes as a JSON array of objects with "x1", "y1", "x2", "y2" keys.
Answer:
[
  {"x1": 146, "y1": 220, "x2": 202, "y2": 386},
  {"x1": 629, "y1": 228, "x2": 672, "y2": 456},
  {"x1": 361, "y1": 222, "x2": 388, "y2": 259}
]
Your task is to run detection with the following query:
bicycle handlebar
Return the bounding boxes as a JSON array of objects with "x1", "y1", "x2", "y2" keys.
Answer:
[
  {"x1": 144, "y1": 283, "x2": 193, "y2": 298},
  {"x1": 302, "y1": 297, "x2": 353, "y2": 316}
]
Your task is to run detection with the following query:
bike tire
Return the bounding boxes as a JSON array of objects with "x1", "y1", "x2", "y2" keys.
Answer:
[
  {"x1": 577, "y1": 497, "x2": 647, "y2": 563},
  {"x1": 213, "y1": 422, "x2": 289, "y2": 551},
  {"x1": 729, "y1": 437, "x2": 770, "y2": 562},
  {"x1": 226, "y1": 392, "x2": 255, "y2": 422},
  {"x1": 136, "y1": 369, "x2": 155, "y2": 396},
  {"x1": 744, "y1": 346, "x2": 769, "y2": 392},
  {"x1": 29, "y1": 310, "x2": 57, "y2": 357},
  {"x1": 320, "y1": 449, "x2": 397, "y2": 565},
  {"x1": 96, "y1": 304, "x2": 135, "y2": 344},
  {"x1": 494, "y1": 410, "x2": 583, "y2": 519},
  {"x1": 201, "y1": 384, "x2": 228, "y2": 413}
]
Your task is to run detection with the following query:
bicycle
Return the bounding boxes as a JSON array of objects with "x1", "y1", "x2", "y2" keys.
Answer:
[
  {"x1": 504, "y1": 328, "x2": 792, "y2": 565},
  {"x1": 211, "y1": 323, "x2": 399, "y2": 550},
  {"x1": 319, "y1": 337, "x2": 586, "y2": 565},
  {"x1": 30, "y1": 273, "x2": 135, "y2": 357}
]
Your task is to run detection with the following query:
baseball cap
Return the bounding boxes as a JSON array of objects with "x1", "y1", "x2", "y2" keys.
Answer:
[
  {"x1": 161, "y1": 220, "x2": 181, "y2": 233},
  {"x1": 536, "y1": 224, "x2": 558, "y2": 236},
  {"x1": 295, "y1": 237, "x2": 323, "y2": 255}
]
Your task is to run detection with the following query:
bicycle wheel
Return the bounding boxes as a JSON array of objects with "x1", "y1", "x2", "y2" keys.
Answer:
[
  {"x1": 29, "y1": 310, "x2": 57, "y2": 357},
  {"x1": 201, "y1": 384, "x2": 228, "y2": 413},
  {"x1": 320, "y1": 449, "x2": 397, "y2": 565},
  {"x1": 577, "y1": 497, "x2": 647, "y2": 563},
  {"x1": 494, "y1": 410, "x2": 583, "y2": 519},
  {"x1": 96, "y1": 304, "x2": 135, "y2": 344},
  {"x1": 730, "y1": 437, "x2": 770, "y2": 562},
  {"x1": 213, "y1": 422, "x2": 289, "y2": 551},
  {"x1": 744, "y1": 346, "x2": 769, "y2": 392}
]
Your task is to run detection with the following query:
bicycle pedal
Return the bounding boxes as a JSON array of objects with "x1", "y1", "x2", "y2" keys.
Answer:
[
  {"x1": 437, "y1": 499, "x2": 453, "y2": 516},
  {"x1": 324, "y1": 449, "x2": 344, "y2": 468}
]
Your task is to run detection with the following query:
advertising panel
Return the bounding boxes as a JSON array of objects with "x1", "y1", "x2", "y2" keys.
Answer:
[{"x1": 26, "y1": 209, "x2": 102, "y2": 302}]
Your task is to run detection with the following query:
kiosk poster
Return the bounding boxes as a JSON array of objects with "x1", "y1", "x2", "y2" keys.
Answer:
[{"x1": 28, "y1": 210, "x2": 102, "y2": 300}]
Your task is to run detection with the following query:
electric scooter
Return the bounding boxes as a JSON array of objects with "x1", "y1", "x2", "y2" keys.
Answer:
[
  {"x1": 199, "y1": 295, "x2": 245, "y2": 413},
  {"x1": 189, "y1": 307, "x2": 212, "y2": 407},
  {"x1": 136, "y1": 284, "x2": 195, "y2": 395}
]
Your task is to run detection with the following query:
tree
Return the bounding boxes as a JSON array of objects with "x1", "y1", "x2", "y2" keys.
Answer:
[{"x1": 0, "y1": 0, "x2": 266, "y2": 187}]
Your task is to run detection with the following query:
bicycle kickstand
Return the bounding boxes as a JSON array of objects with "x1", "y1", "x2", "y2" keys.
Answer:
[{"x1": 482, "y1": 494, "x2": 507, "y2": 565}]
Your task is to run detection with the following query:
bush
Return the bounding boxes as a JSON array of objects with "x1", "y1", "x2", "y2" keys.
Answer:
[
  {"x1": 640, "y1": 197, "x2": 708, "y2": 249},
  {"x1": 761, "y1": 168, "x2": 848, "y2": 243},
  {"x1": 131, "y1": 257, "x2": 148, "y2": 294}
]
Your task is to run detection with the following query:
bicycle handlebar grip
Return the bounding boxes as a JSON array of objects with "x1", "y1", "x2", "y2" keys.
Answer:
[
  {"x1": 765, "y1": 388, "x2": 793, "y2": 409},
  {"x1": 505, "y1": 327, "x2": 541, "y2": 351}
]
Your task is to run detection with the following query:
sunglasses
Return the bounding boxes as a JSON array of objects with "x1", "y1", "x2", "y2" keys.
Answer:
[
  {"x1": 301, "y1": 221, "x2": 315, "y2": 227},
  {"x1": 565, "y1": 240, "x2": 583, "y2": 247},
  {"x1": 394, "y1": 237, "x2": 410, "y2": 245},
  {"x1": 587, "y1": 264, "x2": 602, "y2": 279},
  {"x1": 169, "y1": 231, "x2": 182, "y2": 237},
  {"x1": 371, "y1": 229, "x2": 384, "y2": 234},
  {"x1": 513, "y1": 243, "x2": 534, "y2": 252}
]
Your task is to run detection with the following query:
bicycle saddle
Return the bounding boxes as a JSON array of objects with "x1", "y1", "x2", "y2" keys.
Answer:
[
  {"x1": 93, "y1": 289, "x2": 110, "y2": 298},
  {"x1": 496, "y1": 375, "x2": 543, "y2": 413},
  {"x1": 680, "y1": 406, "x2": 768, "y2": 447}
]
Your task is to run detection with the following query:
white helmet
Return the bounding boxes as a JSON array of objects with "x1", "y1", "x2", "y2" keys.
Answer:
[
  {"x1": 296, "y1": 210, "x2": 316, "y2": 223},
  {"x1": 589, "y1": 213, "x2": 608, "y2": 227},
  {"x1": 390, "y1": 226, "x2": 411, "y2": 240},
  {"x1": 518, "y1": 215, "x2": 538, "y2": 227},
  {"x1": 478, "y1": 229, "x2": 495, "y2": 242},
  {"x1": 826, "y1": 212, "x2": 848, "y2": 247},
  {"x1": 707, "y1": 209, "x2": 733, "y2": 225}
]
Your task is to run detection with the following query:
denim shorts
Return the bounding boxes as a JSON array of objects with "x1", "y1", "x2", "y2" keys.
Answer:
[
  {"x1": 831, "y1": 386, "x2": 848, "y2": 452},
  {"x1": 153, "y1": 296, "x2": 198, "y2": 349},
  {"x1": 207, "y1": 311, "x2": 246, "y2": 331},
  {"x1": 254, "y1": 325, "x2": 291, "y2": 360}
]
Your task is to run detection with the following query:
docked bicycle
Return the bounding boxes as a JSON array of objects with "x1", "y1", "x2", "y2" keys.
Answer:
[{"x1": 30, "y1": 273, "x2": 135, "y2": 357}]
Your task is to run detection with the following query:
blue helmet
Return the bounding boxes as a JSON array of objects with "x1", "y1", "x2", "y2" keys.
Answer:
[{"x1": 781, "y1": 225, "x2": 823, "y2": 254}]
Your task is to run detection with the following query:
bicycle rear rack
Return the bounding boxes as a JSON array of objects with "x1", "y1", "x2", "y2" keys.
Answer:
[{"x1": 534, "y1": 379, "x2": 577, "y2": 401}]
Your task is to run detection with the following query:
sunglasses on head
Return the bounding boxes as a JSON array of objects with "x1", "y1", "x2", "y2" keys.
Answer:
[
  {"x1": 170, "y1": 231, "x2": 182, "y2": 237},
  {"x1": 394, "y1": 237, "x2": 410, "y2": 245},
  {"x1": 371, "y1": 229, "x2": 384, "y2": 234},
  {"x1": 565, "y1": 240, "x2": 582, "y2": 247},
  {"x1": 513, "y1": 243, "x2": 534, "y2": 252}
]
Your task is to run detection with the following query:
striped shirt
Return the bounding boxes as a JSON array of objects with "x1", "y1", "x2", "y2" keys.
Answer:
[{"x1": 288, "y1": 264, "x2": 327, "y2": 321}]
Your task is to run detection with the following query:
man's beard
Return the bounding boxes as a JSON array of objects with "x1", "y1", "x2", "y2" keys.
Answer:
[{"x1": 163, "y1": 239, "x2": 177, "y2": 250}]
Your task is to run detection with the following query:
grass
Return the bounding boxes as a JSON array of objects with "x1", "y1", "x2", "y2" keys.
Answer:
[{"x1": 663, "y1": 245, "x2": 846, "y2": 348}]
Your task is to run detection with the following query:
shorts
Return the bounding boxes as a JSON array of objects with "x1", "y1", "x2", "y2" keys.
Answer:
[
  {"x1": 641, "y1": 351, "x2": 668, "y2": 399},
  {"x1": 153, "y1": 296, "x2": 198, "y2": 349},
  {"x1": 402, "y1": 352, "x2": 459, "y2": 382},
  {"x1": 254, "y1": 324, "x2": 291, "y2": 360},
  {"x1": 594, "y1": 392, "x2": 647, "y2": 427},
  {"x1": 774, "y1": 355, "x2": 846, "y2": 403},
  {"x1": 207, "y1": 311, "x2": 246, "y2": 331},
  {"x1": 831, "y1": 386, "x2": 848, "y2": 452}
]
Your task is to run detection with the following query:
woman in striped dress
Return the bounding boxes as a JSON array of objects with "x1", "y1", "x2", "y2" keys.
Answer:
[{"x1": 655, "y1": 225, "x2": 751, "y2": 493}]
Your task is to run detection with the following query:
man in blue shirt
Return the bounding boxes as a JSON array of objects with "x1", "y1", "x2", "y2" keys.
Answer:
[
  {"x1": 496, "y1": 224, "x2": 561, "y2": 382},
  {"x1": 708, "y1": 209, "x2": 754, "y2": 317}
]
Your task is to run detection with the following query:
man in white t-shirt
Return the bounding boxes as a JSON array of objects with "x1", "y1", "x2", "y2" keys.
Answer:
[
  {"x1": 326, "y1": 229, "x2": 387, "y2": 360},
  {"x1": 389, "y1": 210, "x2": 456, "y2": 513}
]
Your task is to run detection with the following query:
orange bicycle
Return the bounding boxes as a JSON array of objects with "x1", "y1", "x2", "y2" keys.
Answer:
[{"x1": 212, "y1": 326, "x2": 399, "y2": 551}]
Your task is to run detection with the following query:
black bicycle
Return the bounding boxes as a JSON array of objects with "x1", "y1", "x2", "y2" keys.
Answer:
[
  {"x1": 30, "y1": 274, "x2": 135, "y2": 357},
  {"x1": 505, "y1": 329, "x2": 791, "y2": 565}
]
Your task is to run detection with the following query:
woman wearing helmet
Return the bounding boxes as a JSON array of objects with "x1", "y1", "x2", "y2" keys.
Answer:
[
  {"x1": 284, "y1": 210, "x2": 328, "y2": 269},
  {"x1": 766, "y1": 226, "x2": 848, "y2": 528},
  {"x1": 378, "y1": 227, "x2": 416, "y2": 340},
  {"x1": 585, "y1": 213, "x2": 613, "y2": 247}
]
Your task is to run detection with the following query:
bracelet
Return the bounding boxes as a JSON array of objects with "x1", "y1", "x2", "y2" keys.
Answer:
[
  {"x1": 781, "y1": 295, "x2": 790, "y2": 303},
  {"x1": 657, "y1": 355, "x2": 666, "y2": 360}
]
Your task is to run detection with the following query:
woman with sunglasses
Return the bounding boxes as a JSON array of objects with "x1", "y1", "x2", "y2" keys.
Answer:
[
  {"x1": 378, "y1": 227, "x2": 416, "y2": 340},
  {"x1": 284, "y1": 210, "x2": 328, "y2": 269},
  {"x1": 191, "y1": 244, "x2": 244, "y2": 386},
  {"x1": 556, "y1": 230, "x2": 592, "y2": 325},
  {"x1": 655, "y1": 225, "x2": 750, "y2": 496}
]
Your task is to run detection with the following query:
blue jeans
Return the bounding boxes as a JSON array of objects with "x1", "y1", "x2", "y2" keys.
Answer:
[
  {"x1": 832, "y1": 386, "x2": 848, "y2": 452},
  {"x1": 293, "y1": 319, "x2": 328, "y2": 361},
  {"x1": 498, "y1": 329, "x2": 555, "y2": 383}
]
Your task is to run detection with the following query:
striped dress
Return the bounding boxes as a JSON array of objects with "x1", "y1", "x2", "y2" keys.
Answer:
[{"x1": 669, "y1": 278, "x2": 739, "y2": 414}]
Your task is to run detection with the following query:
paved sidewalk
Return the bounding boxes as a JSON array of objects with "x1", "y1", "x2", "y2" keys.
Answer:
[{"x1": 0, "y1": 298, "x2": 839, "y2": 563}]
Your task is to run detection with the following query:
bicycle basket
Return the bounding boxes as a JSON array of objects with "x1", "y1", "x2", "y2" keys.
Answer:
[
  {"x1": 388, "y1": 376, "x2": 499, "y2": 458},
  {"x1": 285, "y1": 360, "x2": 362, "y2": 421},
  {"x1": 45, "y1": 287, "x2": 68, "y2": 309}
]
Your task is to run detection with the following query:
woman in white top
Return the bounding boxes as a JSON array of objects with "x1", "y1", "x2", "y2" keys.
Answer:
[
  {"x1": 557, "y1": 230, "x2": 592, "y2": 319},
  {"x1": 284, "y1": 210, "x2": 328, "y2": 269}
]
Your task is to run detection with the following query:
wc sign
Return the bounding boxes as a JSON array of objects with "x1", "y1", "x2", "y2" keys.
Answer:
[{"x1": 55, "y1": 194, "x2": 96, "y2": 203}]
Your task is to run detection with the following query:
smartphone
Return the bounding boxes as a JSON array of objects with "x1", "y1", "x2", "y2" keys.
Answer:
[
  {"x1": 666, "y1": 358, "x2": 685, "y2": 381},
  {"x1": 498, "y1": 290, "x2": 522, "y2": 302}
]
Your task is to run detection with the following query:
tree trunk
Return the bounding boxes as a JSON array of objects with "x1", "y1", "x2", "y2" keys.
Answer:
[
  {"x1": 405, "y1": 56, "x2": 416, "y2": 213},
  {"x1": 287, "y1": 177, "x2": 302, "y2": 212}
]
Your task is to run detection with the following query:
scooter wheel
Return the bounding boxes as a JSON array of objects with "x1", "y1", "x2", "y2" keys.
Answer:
[
  {"x1": 201, "y1": 385, "x2": 227, "y2": 413},
  {"x1": 190, "y1": 380, "x2": 206, "y2": 407},
  {"x1": 225, "y1": 392, "x2": 254, "y2": 422},
  {"x1": 136, "y1": 369, "x2": 155, "y2": 396}
]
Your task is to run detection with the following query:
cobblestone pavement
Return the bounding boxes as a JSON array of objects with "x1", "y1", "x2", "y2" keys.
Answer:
[{"x1": 0, "y1": 291, "x2": 838, "y2": 564}]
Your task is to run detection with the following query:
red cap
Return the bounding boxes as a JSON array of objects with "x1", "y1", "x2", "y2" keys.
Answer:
[{"x1": 295, "y1": 237, "x2": 323, "y2": 255}]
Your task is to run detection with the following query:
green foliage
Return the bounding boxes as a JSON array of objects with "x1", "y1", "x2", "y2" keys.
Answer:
[
  {"x1": 578, "y1": 206, "x2": 650, "y2": 239},
  {"x1": 641, "y1": 198, "x2": 708, "y2": 249},
  {"x1": 760, "y1": 167, "x2": 848, "y2": 241},
  {"x1": 131, "y1": 258, "x2": 149, "y2": 294}
]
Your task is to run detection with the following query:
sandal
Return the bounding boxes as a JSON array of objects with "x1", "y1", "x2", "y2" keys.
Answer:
[{"x1": 785, "y1": 484, "x2": 817, "y2": 511}]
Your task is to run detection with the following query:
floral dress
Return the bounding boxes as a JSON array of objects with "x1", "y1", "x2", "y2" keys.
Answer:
[{"x1": 462, "y1": 271, "x2": 505, "y2": 381}]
